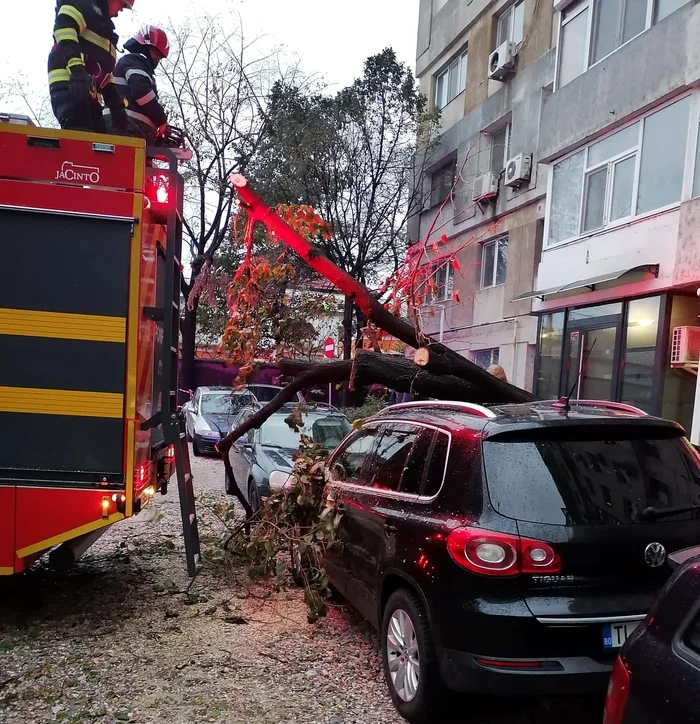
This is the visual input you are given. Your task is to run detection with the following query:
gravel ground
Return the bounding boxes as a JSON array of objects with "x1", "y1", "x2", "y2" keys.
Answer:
[{"x1": 0, "y1": 451, "x2": 604, "y2": 724}]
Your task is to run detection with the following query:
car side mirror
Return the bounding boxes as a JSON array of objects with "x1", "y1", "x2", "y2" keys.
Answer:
[{"x1": 236, "y1": 436, "x2": 251, "y2": 447}]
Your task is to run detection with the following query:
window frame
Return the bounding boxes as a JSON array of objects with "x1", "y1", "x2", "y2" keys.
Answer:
[
  {"x1": 496, "y1": 1, "x2": 526, "y2": 47},
  {"x1": 327, "y1": 420, "x2": 452, "y2": 502},
  {"x1": 555, "y1": 0, "x2": 656, "y2": 90},
  {"x1": 472, "y1": 348, "x2": 501, "y2": 369},
  {"x1": 434, "y1": 51, "x2": 468, "y2": 110},
  {"x1": 426, "y1": 262, "x2": 455, "y2": 303},
  {"x1": 480, "y1": 236, "x2": 509, "y2": 288},
  {"x1": 545, "y1": 92, "x2": 697, "y2": 248},
  {"x1": 490, "y1": 123, "x2": 512, "y2": 175},
  {"x1": 429, "y1": 157, "x2": 457, "y2": 208}
]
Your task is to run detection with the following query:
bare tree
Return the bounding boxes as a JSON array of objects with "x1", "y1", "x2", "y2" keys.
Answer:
[
  {"x1": 249, "y1": 50, "x2": 441, "y2": 401},
  {"x1": 162, "y1": 11, "x2": 304, "y2": 396}
]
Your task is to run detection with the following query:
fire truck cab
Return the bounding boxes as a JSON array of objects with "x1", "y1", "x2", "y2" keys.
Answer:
[{"x1": 0, "y1": 116, "x2": 199, "y2": 576}]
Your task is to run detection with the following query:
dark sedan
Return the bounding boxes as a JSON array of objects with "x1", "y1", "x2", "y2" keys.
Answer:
[
  {"x1": 605, "y1": 544, "x2": 700, "y2": 723},
  {"x1": 227, "y1": 404, "x2": 352, "y2": 509}
]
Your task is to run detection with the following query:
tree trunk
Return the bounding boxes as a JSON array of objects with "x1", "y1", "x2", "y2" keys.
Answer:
[
  {"x1": 231, "y1": 175, "x2": 535, "y2": 405},
  {"x1": 218, "y1": 350, "x2": 508, "y2": 457},
  {"x1": 341, "y1": 295, "x2": 353, "y2": 407},
  {"x1": 179, "y1": 295, "x2": 198, "y2": 405}
]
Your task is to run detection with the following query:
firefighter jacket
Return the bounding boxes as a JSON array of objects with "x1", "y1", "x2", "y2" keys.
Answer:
[
  {"x1": 48, "y1": 0, "x2": 118, "y2": 92},
  {"x1": 112, "y1": 51, "x2": 167, "y2": 132}
]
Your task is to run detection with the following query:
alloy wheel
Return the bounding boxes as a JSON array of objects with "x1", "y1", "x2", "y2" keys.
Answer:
[{"x1": 386, "y1": 608, "x2": 420, "y2": 702}]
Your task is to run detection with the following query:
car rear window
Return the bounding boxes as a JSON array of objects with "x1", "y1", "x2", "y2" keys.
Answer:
[{"x1": 483, "y1": 430, "x2": 700, "y2": 525}]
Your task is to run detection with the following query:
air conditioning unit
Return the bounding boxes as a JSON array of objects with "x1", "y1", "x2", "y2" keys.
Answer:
[
  {"x1": 671, "y1": 326, "x2": 700, "y2": 367},
  {"x1": 488, "y1": 41, "x2": 517, "y2": 81},
  {"x1": 505, "y1": 153, "x2": 532, "y2": 188},
  {"x1": 472, "y1": 172, "x2": 500, "y2": 202}
]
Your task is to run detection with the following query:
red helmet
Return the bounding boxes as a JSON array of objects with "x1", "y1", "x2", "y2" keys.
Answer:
[{"x1": 130, "y1": 25, "x2": 170, "y2": 59}]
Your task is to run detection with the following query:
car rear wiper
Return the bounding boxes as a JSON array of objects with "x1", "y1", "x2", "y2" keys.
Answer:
[{"x1": 639, "y1": 504, "x2": 700, "y2": 521}]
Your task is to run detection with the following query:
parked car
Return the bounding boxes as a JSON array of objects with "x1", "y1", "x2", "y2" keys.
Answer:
[
  {"x1": 228, "y1": 404, "x2": 352, "y2": 509},
  {"x1": 183, "y1": 387, "x2": 254, "y2": 456},
  {"x1": 245, "y1": 384, "x2": 305, "y2": 404},
  {"x1": 604, "y1": 544, "x2": 700, "y2": 723},
  {"x1": 322, "y1": 399, "x2": 700, "y2": 722}
]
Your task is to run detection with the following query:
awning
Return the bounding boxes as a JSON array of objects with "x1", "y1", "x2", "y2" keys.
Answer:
[{"x1": 512, "y1": 263, "x2": 659, "y2": 303}]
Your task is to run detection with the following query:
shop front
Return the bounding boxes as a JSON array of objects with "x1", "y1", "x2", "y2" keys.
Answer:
[{"x1": 535, "y1": 294, "x2": 699, "y2": 433}]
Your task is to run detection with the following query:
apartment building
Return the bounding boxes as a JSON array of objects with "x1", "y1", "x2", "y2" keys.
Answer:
[
  {"x1": 414, "y1": 0, "x2": 556, "y2": 391},
  {"x1": 415, "y1": 0, "x2": 700, "y2": 439}
]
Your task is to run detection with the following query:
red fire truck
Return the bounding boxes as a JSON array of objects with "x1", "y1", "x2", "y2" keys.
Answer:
[{"x1": 0, "y1": 114, "x2": 200, "y2": 576}]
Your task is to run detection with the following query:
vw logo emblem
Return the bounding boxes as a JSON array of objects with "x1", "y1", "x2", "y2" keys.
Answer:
[{"x1": 644, "y1": 542, "x2": 666, "y2": 568}]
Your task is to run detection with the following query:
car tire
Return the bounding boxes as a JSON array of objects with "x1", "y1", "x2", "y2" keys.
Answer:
[
  {"x1": 192, "y1": 436, "x2": 202, "y2": 457},
  {"x1": 381, "y1": 589, "x2": 445, "y2": 723},
  {"x1": 248, "y1": 479, "x2": 261, "y2": 512}
]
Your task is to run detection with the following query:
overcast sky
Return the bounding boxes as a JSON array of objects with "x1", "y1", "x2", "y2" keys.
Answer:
[{"x1": 0, "y1": 1, "x2": 418, "y2": 116}]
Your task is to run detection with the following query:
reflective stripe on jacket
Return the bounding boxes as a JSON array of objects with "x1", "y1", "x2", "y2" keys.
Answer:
[{"x1": 48, "y1": 0, "x2": 118, "y2": 87}]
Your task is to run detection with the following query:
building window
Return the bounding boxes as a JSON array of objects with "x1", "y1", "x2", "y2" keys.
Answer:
[
  {"x1": 435, "y1": 52, "x2": 467, "y2": 110},
  {"x1": 481, "y1": 237, "x2": 508, "y2": 288},
  {"x1": 434, "y1": 0, "x2": 449, "y2": 12},
  {"x1": 426, "y1": 263, "x2": 454, "y2": 302},
  {"x1": 547, "y1": 96, "x2": 691, "y2": 245},
  {"x1": 496, "y1": 1, "x2": 525, "y2": 46},
  {"x1": 558, "y1": 3, "x2": 590, "y2": 88},
  {"x1": 556, "y1": 0, "x2": 687, "y2": 88},
  {"x1": 490, "y1": 124, "x2": 511, "y2": 174},
  {"x1": 430, "y1": 159, "x2": 456, "y2": 207},
  {"x1": 655, "y1": 0, "x2": 687, "y2": 21},
  {"x1": 473, "y1": 348, "x2": 500, "y2": 369}
]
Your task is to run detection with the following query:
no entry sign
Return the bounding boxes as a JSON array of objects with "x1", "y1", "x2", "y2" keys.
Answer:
[{"x1": 324, "y1": 337, "x2": 336, "y2": 359}]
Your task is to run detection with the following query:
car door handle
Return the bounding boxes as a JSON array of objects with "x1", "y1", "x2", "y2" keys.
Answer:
[{"x1": 384, "y1": 522, "x2": 398, "y2": 536}]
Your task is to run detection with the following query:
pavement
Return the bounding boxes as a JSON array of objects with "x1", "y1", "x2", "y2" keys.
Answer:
[{"x1": 0, "y1": 449, "x2": 605, "y2": 723}]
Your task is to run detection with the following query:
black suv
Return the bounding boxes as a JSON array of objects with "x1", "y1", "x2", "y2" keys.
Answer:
[{"x1": 323, "y1": 400, "x2": 700, "y2": 723}]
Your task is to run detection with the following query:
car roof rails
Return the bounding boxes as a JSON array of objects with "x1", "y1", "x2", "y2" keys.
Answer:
[
  {"x1": 549, "y1": 399, "x2": 648, "y2": 416},
  {"x1": 382, "y1": 401, "x2": 497, "y2": 419}
]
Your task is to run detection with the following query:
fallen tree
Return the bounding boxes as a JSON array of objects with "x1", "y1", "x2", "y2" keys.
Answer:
[
  {"x1": 219, "y1": 351, "x2": 493, "y2": 456},
  {"x1": 216, "y1": 175, "x2": 536, "y2": 500}
]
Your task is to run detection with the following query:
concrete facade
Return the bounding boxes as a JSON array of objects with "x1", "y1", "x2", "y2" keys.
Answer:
[
  {"x1": 414, "y1": 0, "x2": 555, "y2": 388},
  {"x1": 415, "y1": 0, "x2": 700, "y2": 433}
]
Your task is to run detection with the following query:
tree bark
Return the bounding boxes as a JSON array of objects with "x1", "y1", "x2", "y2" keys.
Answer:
[
  {"x1": 231, "y1": 175, "x2": 535, "y2": 404},
  {"x1": 218, "y1": 350, "x2": 504, "y2": 457},
  {"x1": 179, "y1": 295, "x2": 198, "y2": 405}
]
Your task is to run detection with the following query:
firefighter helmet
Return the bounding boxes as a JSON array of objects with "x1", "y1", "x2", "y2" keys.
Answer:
[{"x1": 128, "y1": 25, "x2": 170, "y2": 59}]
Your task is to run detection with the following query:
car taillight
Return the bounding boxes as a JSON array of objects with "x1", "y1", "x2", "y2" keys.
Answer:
[
  {"x1": 446, "y1": 527, "x2": 561, "y2": 577},
  {"x1": 447, "y1": 528, "x2": 519, "y2": 576},
  {"x1": 165, "y1": 445, "x2": 175, "y2": 463},
  {"x1": 603, "y1": 656, "x2": 630, "y2": 724}
]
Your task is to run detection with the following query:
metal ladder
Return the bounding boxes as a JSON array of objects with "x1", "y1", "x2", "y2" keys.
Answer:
[{"x1": 145, "y1": 147, "x2": 201, "y2": 577}]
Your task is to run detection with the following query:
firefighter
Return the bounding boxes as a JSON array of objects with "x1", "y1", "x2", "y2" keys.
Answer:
[
  {"x1": 105, "y1": 26, "x2": 170, "y2": 145},
  {"x1": 48, "y1": 0, "x2": 133, "y2": 133}
]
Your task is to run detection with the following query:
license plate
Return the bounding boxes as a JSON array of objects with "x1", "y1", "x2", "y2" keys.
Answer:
[{"x1": 602, "y1": 621, "x2": 640, "y2": 649}]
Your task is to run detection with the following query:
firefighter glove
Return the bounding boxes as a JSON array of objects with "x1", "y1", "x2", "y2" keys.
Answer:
[
  {"x1": 69, "y1": 67, "x2": 91, "y2": 102},
  {"x1": 110, "y1": 101, "x2": 129, "y2": 132}
]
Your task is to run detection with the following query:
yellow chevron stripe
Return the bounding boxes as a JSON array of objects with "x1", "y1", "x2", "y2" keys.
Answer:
[
  {"x1": 81, "y1": 29, "x2": 116, "y2": 59},
  {"x1": 0, "y1": 387, "x2": 123, "y2": 419},
  {"x1": 16, "y1": 514, "x2": 123, "y2": 559},
  {"x1": 58, "y1": 5, "x2": 87, "y2": 33},
  {"x1": 49, "y1": 69, "x2": 71, "y2": 85},
  {"x1": 0, "y1": 308, "x2": 126, "y2": 343},
  {"x1": 0, "y1": 567, "x2": 14, "y2": 576},
  {"x1": 54, "y1": 28, "x2": 79, "y2": 44}
]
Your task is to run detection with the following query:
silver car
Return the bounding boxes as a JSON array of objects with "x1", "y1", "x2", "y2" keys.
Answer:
[{"x1": 183, "y1": 387, "x2": 255, "y2": 456}]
